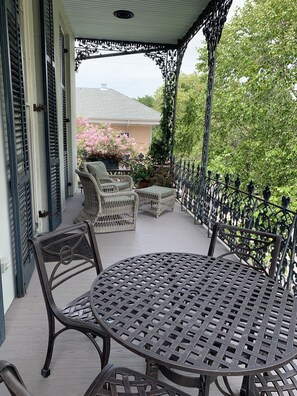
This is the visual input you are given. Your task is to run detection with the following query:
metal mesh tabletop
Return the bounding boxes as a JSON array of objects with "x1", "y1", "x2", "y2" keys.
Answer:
[{"x1": 90, "y1": 253, "x2": 297, "y2": 377}]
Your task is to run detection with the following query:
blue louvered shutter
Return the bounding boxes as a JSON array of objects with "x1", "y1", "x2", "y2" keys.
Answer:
[
  {"x1": 40, "y1": 0, "x2": 62, "y2": 230},
  {"x1": 0, "y1": 0, "x2": 34, "y2": 302}
]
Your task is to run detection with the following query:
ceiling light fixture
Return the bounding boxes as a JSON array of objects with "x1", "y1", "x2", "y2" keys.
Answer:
[{"x1": 113, "y1": 10, "x2": 134, "y2": 19}]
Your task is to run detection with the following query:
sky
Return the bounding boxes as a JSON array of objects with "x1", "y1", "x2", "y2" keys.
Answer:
[{"x1": 76, "y1": 0, "x2": 245, "y2": 98}]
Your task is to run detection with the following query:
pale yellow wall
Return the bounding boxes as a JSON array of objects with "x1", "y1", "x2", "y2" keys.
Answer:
[
  {"x1": 105, "y1": 124, "x2": 152, "y2": 154},
  {"x1": 113, "y1": 124, "x2": 151, "y2": 144}
]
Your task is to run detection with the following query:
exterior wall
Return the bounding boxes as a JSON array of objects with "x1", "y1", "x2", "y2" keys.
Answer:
[
  {"x1": 24, "y1": 0, "x2": 47, "y2": 233},
  {"x1": 20, "y1": 0, "x2": 76, "y2": 232},
  {"x1": 55, "y1": 1, "x2": 77, "y2": 203},
  {"x1": 112, "y1": 124, "x2": 152, "y2": 154},
  {"x1": 0, "y1": 0, "x2": 77, "y2": 311},
  {"x1": 0, "y1": 65, "x2": 15, "y2": 313},
  {"x1": 91, "y1": 122, "x2": 154, "y2": 155}
]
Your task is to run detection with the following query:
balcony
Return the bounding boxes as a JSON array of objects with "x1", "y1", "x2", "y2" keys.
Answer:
[{"x1": 3, "y1": 171, "x2": 297, "y2": 396}]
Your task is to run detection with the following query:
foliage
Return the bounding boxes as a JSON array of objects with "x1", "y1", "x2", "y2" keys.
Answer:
[
  {"x1": 146, "y1": 85, "x2": 175, "y2": 165},
  {"x1": 129, "y1": 157, "x2": 174, "y2": 188},
  {"x1": 136, "y1": 95, "x2": 156, "y2": 109},
  {"x1": 148, "y1": 134, "x2": 168, "y2": 164},
  {"x1": 129, "y1": 158, "x2": 154, "y2": 187},
  {"x1": 148, "y1": 74, "x2": 206, "y2": 164},
  {"x1": 146, "y1": 0, "x2": 296, "y2": 207},
  {"x1": 76, "y1": 117, "x2": 139, "y2": 166},
  {"x1": 148, "y1": 165, "x2": 174, "y2": 188},
  {"x1": 148, "y1": 83, "x2": 177, "y2": 164},
  {"x1": 173, "y1": 73, "x2": 206, "y2": 159},
  {"x1": 187, "y1": 0, "x2": 297, "y2": 208}
]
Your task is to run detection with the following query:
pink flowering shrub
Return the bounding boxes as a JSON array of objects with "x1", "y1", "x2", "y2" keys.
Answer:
[{"x1": 76, "y1": 117, "x2": 139, "y2": 166}]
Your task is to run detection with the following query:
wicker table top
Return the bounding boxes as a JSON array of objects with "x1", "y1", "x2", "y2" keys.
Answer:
[{"x1": 90, "y1": 252, "x2": 297, "y2": 378}]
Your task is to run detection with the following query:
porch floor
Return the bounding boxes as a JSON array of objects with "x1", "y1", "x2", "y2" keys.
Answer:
[{"x1": 1, "y1": 191, "x2": 241, "y2": 396}]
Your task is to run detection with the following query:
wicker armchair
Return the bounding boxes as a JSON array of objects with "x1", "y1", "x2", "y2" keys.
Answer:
[
  {"x1": 28, "y1": 221, "x2": 110, "y2": 377},
  {"x1": 75, "y1": 169, "x2": 139, "y2": 233},
  {"x1": 0, "y1": 360, "x2": 32, "y2": 396},
  {"x1": 83, "y1": 161, "x2": 133, "y2": 192},
  {"x1": 208, "y1": 222, "x2": 282, "y2": 279}
]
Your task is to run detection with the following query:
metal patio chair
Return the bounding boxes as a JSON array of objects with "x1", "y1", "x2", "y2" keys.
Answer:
[
  {"x1": 28, "y1": 221, "x2": 110, "y2": 378},
  {"x1": 84, "y1": 364, "x2": 191, "y2": 396},
  {"x1": 83, "y1": 161, "x2": 133, "y2": 192},
  {"x1": 254, "y1": 361, "x2": 297, "y2": 395},
  {"x1": 208, "y1": 222, "x2": 282, "y2": 279},
  {"x1": 0, "y1": 360, "x2": 32, "y2": 396},
  {"x1": 208, "y1": 222, "x2": 286, "y2": 395},
  {"x1": 75, "y1": 169, "x2": 138, "y2": 233},
  {"x1": 0, "y1": 360, "x2": 191, "y2": 396}
]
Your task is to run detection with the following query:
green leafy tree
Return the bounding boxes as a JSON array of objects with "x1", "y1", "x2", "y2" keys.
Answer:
[
  {"x1": 149, "y1": 75, "x2": 206, "y2": 162},
  {"x1": 195, "y1": 0, "x2": 297, "y2": 206},
  {"x1": 174, "y1": 73, "x2": 206, "y2": 158},
  {"x1": 136, "y1": 95, "x2": 156, "y2": 109}
]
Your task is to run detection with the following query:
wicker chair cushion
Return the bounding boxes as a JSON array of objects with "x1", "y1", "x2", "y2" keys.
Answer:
[
  {"x1": 103, "y1": 195, "x2": 135, "y2": 204},
  {"x1": 114, "y1": 181, "x2": 131, "y2": 191},
  {"x1": 139, "y1": 185, "x2": 175, "y2": 198},
  {"x1": 87, "y1": 163, "x2": 111, "y2": 182}
]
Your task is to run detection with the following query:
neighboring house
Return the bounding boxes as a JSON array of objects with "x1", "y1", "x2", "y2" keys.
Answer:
[{"x1": 76, "y1": 86, "x2": 161, "y2": 153}]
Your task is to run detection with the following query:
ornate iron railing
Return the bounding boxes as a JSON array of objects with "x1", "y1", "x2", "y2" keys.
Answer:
[{"x1": 173, "y1": 159, "x2": 297, "y2": 295}]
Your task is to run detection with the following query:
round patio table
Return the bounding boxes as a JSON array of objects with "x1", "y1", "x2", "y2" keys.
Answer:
[{"x1": 90, "y1": 252, "x2": 297, "y2": 395}]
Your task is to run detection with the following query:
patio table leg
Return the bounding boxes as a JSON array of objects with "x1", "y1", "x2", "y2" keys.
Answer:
[
  {"x1": 145, "y1": 359, "x2": 159, "y2": 378},
  {"x1": 198, "y1": 375, "x2": 212, "y2": 396},
  {"x1": 240, "y1": 375, "x2": 259, "y2": 396}
]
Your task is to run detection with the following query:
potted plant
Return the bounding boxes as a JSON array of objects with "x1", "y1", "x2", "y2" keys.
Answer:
[
  {"x1": 130, "y1": 158, "x2": 154, "y2": 188},
  {"x1": 76, "y1": 117, "x2": 139, "y2": 169}
]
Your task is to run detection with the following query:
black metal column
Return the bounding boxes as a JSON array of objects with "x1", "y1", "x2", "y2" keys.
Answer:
[
  {"x1": 195, "y1": 0, "x2": 233, "y2": 223},
  {"x1": 147, "y1": 47, "x2": 185, "y2": 164}
]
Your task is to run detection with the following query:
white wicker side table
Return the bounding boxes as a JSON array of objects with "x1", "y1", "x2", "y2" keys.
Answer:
[{"x1": 135, "y1": 185, "x2": 175, "y2": 217}]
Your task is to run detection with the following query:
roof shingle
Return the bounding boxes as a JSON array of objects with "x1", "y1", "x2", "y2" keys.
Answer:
[{"x1": 76, "y1": 87, "x2": 161, "y2": 125}]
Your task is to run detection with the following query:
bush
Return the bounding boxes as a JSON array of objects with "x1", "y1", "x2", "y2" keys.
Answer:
[{"x1": 76, "y1": 117, "x2": 139, "y2": 167}]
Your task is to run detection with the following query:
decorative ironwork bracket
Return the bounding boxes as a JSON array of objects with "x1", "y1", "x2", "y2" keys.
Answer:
[{"x1": 75, "y1": 38, "x2": 175, "y2": 71}]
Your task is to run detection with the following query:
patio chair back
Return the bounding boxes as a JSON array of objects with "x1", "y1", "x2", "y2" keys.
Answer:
[
  {"x1": 83, "y1": 161, "x2": 111, "y2": 182},
  {"x1": 28, "y1": 221, "x2": 110, "y2": 377},
  {"x1": 83, "y1": 161, "x2": 132, "y2": 191},
  {"x1": 208, "y1": 222, "x2": 282, "y2": 279},
  {"x1": 84, "y1": 364, "x2": 191, "y2": 396},
  {"x1": 0, "y1": 360, "x2": 32, "y2": 396}
]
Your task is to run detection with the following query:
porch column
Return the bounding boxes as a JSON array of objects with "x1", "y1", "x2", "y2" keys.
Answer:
[
  {"x1": 196, "y1": 0, "x2": 232, "y2": 222},
  {"x1": 147, "y1": 47, "x2": 185, "y2": 164}
]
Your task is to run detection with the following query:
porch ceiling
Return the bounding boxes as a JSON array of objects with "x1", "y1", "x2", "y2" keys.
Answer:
[{"x1": 61, "y1": 0, "x2": 211, "y2": 44}]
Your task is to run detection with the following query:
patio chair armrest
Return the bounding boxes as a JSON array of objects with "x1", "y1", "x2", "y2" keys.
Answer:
[
  {"x1": 0, "y1": 360, "x2": 32, "y2": 396},
  {"x1": 100, "y1": 190, "x2": 139, "y2": 199},
  {"x1": 101, "y1": 183, "x2": 119, "y2": 193}
]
